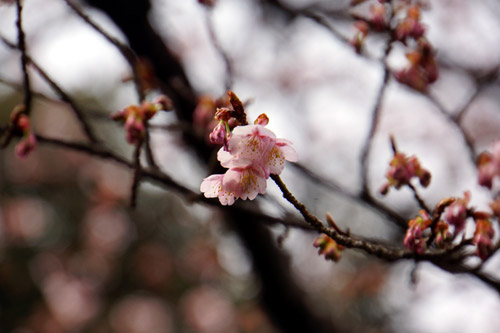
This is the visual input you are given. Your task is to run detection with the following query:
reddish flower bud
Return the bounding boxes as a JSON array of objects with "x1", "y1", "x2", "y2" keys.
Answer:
[
  {"x1": 313, "y1": 234, "x2": 344, "y2": 262},
  {"x1": 434, "y1": 220, "x2": 452, "y2": 248},
  {"x1": 350, "y1": 21, "x2": 369, "y2": 53},
  {"x1": 15, "y1": 132, "x2": 37, "y2": 158},
  {"x1": 112, "y1": 101, "x2": 160, "y2": 144},
  {"x1": 395, "y1": 5, "x2": 425, "y2": 43},
  {"x1": 380, "y1": 152, "x2": 431, "y2": 194},
  {"x1": 477, "y1": 151, "x2": 496, "y2": 188},
  {"x1": 404, "y1": 210, "x2": 432, "y2": 253},
  {"x1": 444, "y1": 192, "x2": 470, "y2": 235},
  {"x1": 395, "y1": 39, "x2": 438, "y2": 91},
  {"x1": 209, "y1": 121, "x2": 229, "y2": 147},
  {"x1": 370, "y1": 3, "x2": 387, "y2": 31},
  {"x1": 473, "y1": 216, "x2": 494, "y2": 260}
]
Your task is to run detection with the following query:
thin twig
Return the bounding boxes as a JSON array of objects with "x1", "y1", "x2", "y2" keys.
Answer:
[
  {"x1": 15, "y1": 0, "x2": 32, "y2": 114},
  {"x1": 143, "y1": 120, "x2": 159, "y2": 171},
  {"x1": 204, "y1": 8, "x2": 233, "y2": 91},
  {"x1": 407, "y1": 183, "x2": 431, "y2": 212},
  {"x1": 0, "y1": 34, "x2": 99, "y2": 143},
  {"x1": 425, "y1": 92, "x2": 476, "y2": 163},
  {"x1": 130, "y1": 141, "x2": 143, "y2": 208},
  {"x1": 32, "y1": 133, "x2": 311, "y2": 230},
  {"x1": 22, "y1": 132, "x2": 500, "y2": 293},
  {"x1": 290, "y1": 162, "x2": 408, "y2": 228},
  {"x1": 63, "y1": 0, "x2": 144, "y2": 99},
  {"x1": 359, "y1": 45, "x2": 393, "y2": 196}
]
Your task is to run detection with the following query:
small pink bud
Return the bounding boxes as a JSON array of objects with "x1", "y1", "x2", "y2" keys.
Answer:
[
  {"x1": 15, "y1": 132, "x2": 37, "y2": 158},
  {"x1": 209, "y1": 121, "x2": 227, "y2": 146}
]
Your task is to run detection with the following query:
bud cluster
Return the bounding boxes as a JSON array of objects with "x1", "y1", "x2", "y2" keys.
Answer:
[
  {"x1": 394, "y1": 38, "x2": 438, "y2": 92},
  {"x1": 350, "y1": 1, "x2": 438, "y2": 91},
  {"x1": 200, "y1": 92, "x2": 298, "y2": 205},
  {"x1": 401, "y1": 192, "x2": 496, "y2": 261},
  {"x1": 380, "y1": 151, "x2": 431, "y2": 195},
  {"x1": 313, "y1": 234, "x2": 344, "y2": 262},
  {"x1": 111, "y1": 96, "x2": 171, "y2": 144}
]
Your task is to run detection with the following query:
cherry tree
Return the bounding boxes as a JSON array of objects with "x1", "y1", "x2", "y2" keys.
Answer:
[{"x1": 2, "y1": 0, "x2": 500, "y2": 332}]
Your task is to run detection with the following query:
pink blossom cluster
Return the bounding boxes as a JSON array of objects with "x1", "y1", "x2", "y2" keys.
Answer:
[
  {"x1": 313, "y1": 234, "x2": 344, "y2": 262},
  {"x1": 200, "y1": 124, "x2": 298, "y2": 205}
]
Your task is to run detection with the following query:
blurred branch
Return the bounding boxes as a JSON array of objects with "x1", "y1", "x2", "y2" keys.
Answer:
[
  {"x1": 130, "y1": 141, "x2": 143, "y2": 208},
  {"x1": 271, "y1": 174, "x2": 500, "y2": 294},
  {"x1": 290, "y1": 162, "x2": 408, "y2": 228},
  {"x1": 203, "y1": 7, "x2": 233, "y2": 91},
  {"x1": 63, "y1": 0, "x2": 143, "y2": 101},
  {"x1": 0, "y1": 34, "x2": 99, "y2": 143},
  {"x1": 33, "y1": 134, "x2": 312, "y2": 231},
  {"x1": 359, "y1": 41, "x2": 393, "y2": 197}
]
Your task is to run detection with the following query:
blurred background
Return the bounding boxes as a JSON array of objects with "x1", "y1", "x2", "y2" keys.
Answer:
[{"x1": 2, "y1": 0, "x2": 500, "y2": 332}]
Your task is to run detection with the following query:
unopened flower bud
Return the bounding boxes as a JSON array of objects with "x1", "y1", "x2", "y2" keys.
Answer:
[
  {"x1": 434, "y1": 220, "x2": 452, "y2": 248},
  {"x1": 15, "y1": 132, "x2": 37, "y2": 158},
  {"x1": 445, "y1": 192, "x2": 470, "y2": 235},
  {"x1": 403, "y1": 210, "x2": 432, "y2": 254},
  {"x1": 209, "y1": 121, "x2": 228, "y2": 146},
  {"x1": 473, "y1": 216, "x2": 494, "y2": 260}
]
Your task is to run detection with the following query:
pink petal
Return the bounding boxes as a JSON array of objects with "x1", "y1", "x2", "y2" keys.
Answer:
[
  {"x1": 276, "y1": 138, "x2": 298, "y2": 162},
  {"x1": 200, "y1": 174, "x2": 224, "y2": 198}
]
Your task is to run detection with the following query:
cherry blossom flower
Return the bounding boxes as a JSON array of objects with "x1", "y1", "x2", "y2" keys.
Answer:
[
  {"x1": 219, "y1": 125, "x2": 298, "y2": 178},
  {"x1": 201, "y1": 123, "x2": 297, "y2": 205},
  {"x1": 200, "y1": 174, "x2": 235, "y2": 206}
]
